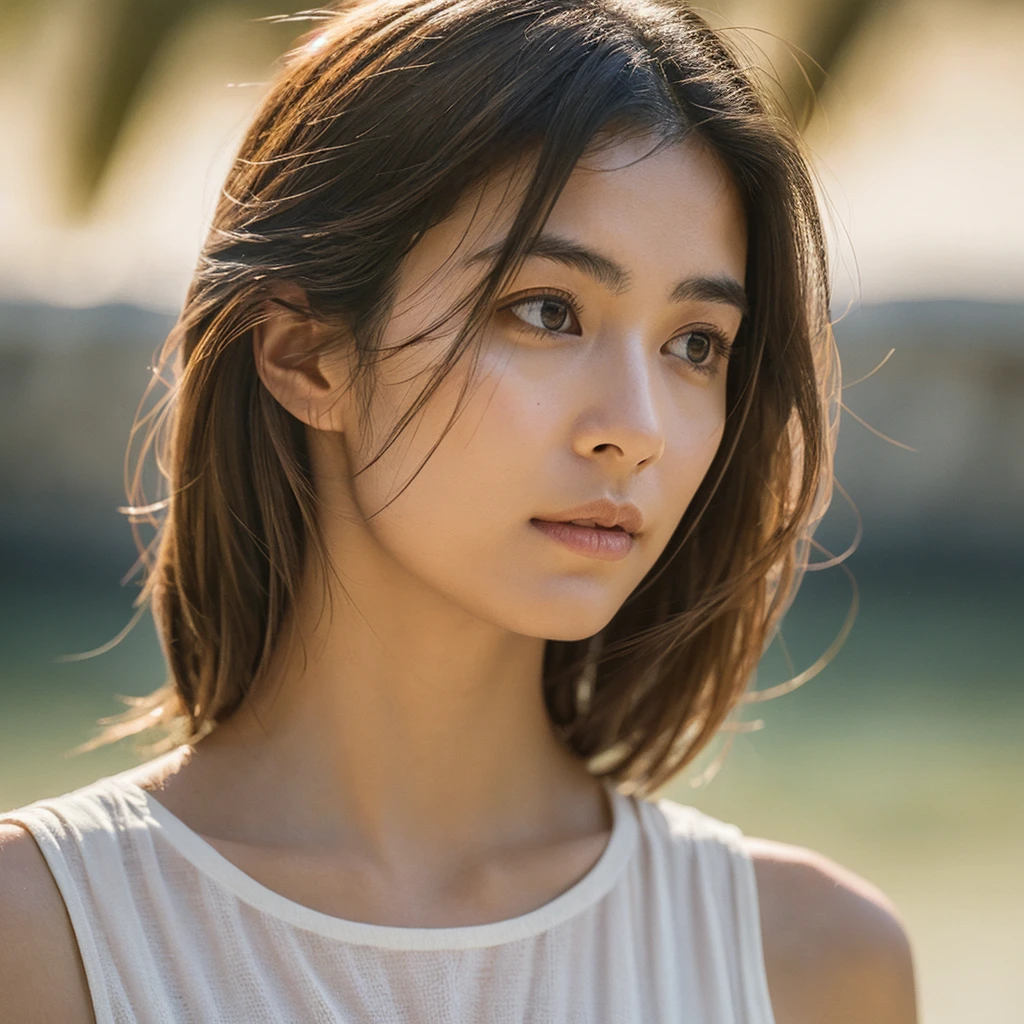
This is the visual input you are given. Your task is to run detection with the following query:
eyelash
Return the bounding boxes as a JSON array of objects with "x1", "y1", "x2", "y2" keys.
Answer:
[{"x1": 499, "y1": 288, "x2": 734, "y2": 378}]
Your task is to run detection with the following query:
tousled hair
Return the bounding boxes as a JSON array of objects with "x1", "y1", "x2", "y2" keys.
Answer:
[{"x1": 78, "y1": 0, "x2": 839, "y2": 799}]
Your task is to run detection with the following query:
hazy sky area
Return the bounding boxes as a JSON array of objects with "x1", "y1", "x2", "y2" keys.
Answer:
[{"x1": 1, "y1": 0, "x2": 1021, "y2": 314}]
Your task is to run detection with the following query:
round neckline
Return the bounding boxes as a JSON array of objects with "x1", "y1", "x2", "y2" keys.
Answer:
[{"x1": 114, "y1": 774, "x2": 639, "y2": 951}]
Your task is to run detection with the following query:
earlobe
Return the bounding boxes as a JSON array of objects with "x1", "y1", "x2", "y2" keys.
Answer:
[{"x1": 251, "y1": 284, "x2": 350, "y2": 433}]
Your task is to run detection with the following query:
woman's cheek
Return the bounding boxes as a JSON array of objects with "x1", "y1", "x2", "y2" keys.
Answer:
[{"x1": 674, "y1": 394, "x2": 726, "y2": 481}]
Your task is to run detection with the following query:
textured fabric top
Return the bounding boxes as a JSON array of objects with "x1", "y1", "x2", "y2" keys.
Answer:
[{"x1": 1, "y1": 762, "x2": 776, "y2": 1023}]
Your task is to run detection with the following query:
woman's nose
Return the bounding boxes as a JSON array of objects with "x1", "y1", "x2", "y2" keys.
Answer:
[{"x1": 571, "y1": 339, "x2": 666, "y2": 468}]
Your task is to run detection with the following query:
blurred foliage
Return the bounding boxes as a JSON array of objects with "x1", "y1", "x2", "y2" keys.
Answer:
[
  {"x1": 0, "y1": 0, "x2": 897, "y2": 216},
  {"x1": 0, "y1": 0, "x2": 302, "y2": 214}
]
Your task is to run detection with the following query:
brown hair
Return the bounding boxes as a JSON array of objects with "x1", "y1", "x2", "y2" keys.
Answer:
[{"x1": 78, "y1": 0, "x2": 839, "y2": 799}]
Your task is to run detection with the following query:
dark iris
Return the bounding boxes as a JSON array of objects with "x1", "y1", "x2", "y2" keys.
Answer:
[
  {"x1": 686, "y1": 332, "x2": 712, "y2": 363},
  {"x1": 540, "y1": 299, "x2": 569, "y2": 331}
]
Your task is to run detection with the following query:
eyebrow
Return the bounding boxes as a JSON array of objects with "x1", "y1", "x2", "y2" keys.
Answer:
[{"x1": 462, "y1": 232, "x2": 748, "y2": 317}]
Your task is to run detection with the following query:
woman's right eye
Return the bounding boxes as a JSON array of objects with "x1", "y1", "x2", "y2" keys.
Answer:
[{"x1": 506, "y1": 295, "x2": 582, "y2": 336}]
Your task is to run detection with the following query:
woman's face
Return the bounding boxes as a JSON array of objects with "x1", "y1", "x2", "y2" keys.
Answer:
[{"x1": 315, "y1": 132, "x2": 748, "y2": 641}]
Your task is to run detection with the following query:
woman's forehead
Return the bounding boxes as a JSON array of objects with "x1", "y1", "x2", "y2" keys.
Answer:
[{"x1": 397, "y1": 132, "x2": 746, "y2": 305}]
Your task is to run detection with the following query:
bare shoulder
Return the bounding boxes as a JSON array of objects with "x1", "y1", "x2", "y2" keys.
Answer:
[
  {"x1": 0, "y1": 823, "x2": 96, "y2": 1023},
  {"x1": 743, "y1": 835, "x2": 919, "y2": 1024}
]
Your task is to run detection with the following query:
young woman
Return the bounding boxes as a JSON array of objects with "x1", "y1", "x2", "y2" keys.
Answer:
[{"x1": 0, "y1": 1, "x2": 918, "y2": 1020}]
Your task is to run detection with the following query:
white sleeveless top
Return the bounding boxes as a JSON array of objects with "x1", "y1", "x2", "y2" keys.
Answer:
[{"x1": 1, "y1": 767, "x2": 777, "y2": 1023}]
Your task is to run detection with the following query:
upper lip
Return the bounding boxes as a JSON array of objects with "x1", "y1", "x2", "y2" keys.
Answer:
[{"x1": 534, "y1": 498, "x2": 645, "y2": 536}]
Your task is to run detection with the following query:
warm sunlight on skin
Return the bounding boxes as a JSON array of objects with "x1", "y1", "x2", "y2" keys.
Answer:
[
  {"x1": 309, "y1": 132, "x2": 748, "y2": 643},
  {"x1": 146, "y1": 133, "x2": 748, "y2": 912}
]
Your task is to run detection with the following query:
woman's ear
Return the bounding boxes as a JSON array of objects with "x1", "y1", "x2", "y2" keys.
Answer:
[{"x1": 252, "y1": 282, "x2": 352, "y2": 433}]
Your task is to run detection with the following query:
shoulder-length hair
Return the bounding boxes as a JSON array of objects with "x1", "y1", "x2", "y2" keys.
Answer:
[{"x1": 81, "y1": 0, "x2": 839, "y2": 799}]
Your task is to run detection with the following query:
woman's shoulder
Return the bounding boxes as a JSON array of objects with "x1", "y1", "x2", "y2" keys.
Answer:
[
  {"x1": 741, "y1": 833, "x2": 918, "y2": 1024},
  {"x1": 0, "y1": 822, "x2": 95, "y2": 1023},
  {"x1": 631, "y1": 796, "x2": 917, "y2": 1020},
  {"x1": 0, "y1": 772, "x2": 160, "y2": 1024}
]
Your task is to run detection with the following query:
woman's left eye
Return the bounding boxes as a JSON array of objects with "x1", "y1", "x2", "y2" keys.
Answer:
[
  {"x1": 667, "y1": 330, "x2": 730, "y2": 374},
  {"x1": 506, "y1": 295, "x2": 581, "y2": 335},
  {"x1": 678, "y1": 331, "x2": 715, "y2": 365}
]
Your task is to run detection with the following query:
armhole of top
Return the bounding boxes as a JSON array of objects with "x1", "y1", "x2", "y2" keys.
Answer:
[
  {"x1": 722, "y1": 825, "x2": 778, "y2": 1024},
  {"x1": 650, "y1": 798, "x2": 777, "y2": 1022},
  {"x1": 0, "y1": 808, "x2": 115, "y2": 1024}
]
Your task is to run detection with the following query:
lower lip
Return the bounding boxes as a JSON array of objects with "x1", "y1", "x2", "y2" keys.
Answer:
[{"x1": 530, "y1": 519, "x2": 635, "y2": 561}]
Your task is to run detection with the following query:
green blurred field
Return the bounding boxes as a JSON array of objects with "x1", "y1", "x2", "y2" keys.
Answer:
[{"x1": 2, "y1": 554, "x2": 1021, "y2": 1023}]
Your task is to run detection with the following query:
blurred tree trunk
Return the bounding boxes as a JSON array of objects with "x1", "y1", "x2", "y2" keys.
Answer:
[{"x1": 782, "y1": 0, "x2": 889, "y2": 129}]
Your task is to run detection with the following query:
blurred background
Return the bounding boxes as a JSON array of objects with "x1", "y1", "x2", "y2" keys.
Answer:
[{"x1": 0, "y1": 0, "x2": 1021, "y2": 1019}]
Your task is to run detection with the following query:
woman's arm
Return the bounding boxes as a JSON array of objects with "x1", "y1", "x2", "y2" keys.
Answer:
[
  {"x1": 0, "y1": 824, "x2": 95, "y2": 1024},
  {"x1": 748, "y1": 836, "x2": 919, "y2": 1024}
]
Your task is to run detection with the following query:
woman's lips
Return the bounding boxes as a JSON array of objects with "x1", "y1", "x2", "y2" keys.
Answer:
[{"x1": 530, "y1": 518, "x2": 635, "y2": 561}]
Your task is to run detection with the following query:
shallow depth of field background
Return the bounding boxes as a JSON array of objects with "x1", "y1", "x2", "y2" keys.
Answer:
[{"x1": 1, "y1": 1, "x2": 1022, "y2": 1021}]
